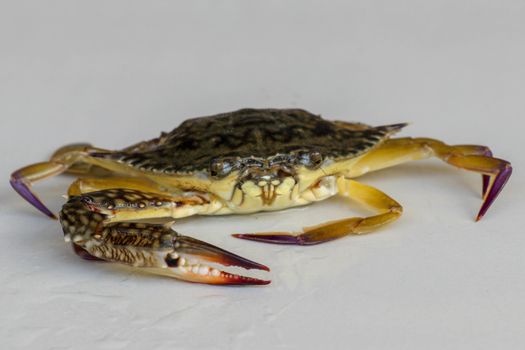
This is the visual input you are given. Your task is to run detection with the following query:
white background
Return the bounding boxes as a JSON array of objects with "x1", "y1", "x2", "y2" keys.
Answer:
[{"x1": 1, "y1": 1, "x2": 524, "y2": 349}]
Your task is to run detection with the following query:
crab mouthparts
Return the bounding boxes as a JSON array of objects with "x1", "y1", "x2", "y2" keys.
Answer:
[
  {"x1": 237, "y1": 176, "x2": 296, "y2": 206},
  {"x1": 165, "y1": 235, "x2": 270, "y2": 285},
  {"x1": 260, "y1": 183, "x2": 278, "y2": 205}
]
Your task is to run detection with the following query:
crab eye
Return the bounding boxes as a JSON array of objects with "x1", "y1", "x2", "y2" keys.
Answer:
[
  {"x1": 210, "y1": 158, "x2": 234, "y2": 178},
  {"x1": 309, "y1": 151, "x2": 323, "y2": 167},
  {"x1": 298, "y1": 150, "x2": 323, "y2": 169}
]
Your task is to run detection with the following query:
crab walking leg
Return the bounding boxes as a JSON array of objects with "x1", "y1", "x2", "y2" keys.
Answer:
[
  {"x1": 448, "y1": 145, "x2": 493, "y2": 197},
  {"x1": 233, "y1": 178, "x2": 402, "y2": 245},
  {"x1": 347, "y1": 137, "x2": 512, "y2": 220},
  {"x1": 67, "y1": 177, "x2": 170, "y2": 197},
  {"x1": 10, "y1": 143, "x2": 112, "y2": 218},
  {"x1": 10, "y1": 162, "x2": 67, "y2": 219},
  {"x1": 60, "y1": 189, "x2": 270, "y2": 285},
  {"x1": 350, "y1": 139, "x2": 494, "y2": 197}
]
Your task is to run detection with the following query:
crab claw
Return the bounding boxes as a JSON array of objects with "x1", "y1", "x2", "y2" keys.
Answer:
[{"x1": 164, "y1": 235, "x2": 270, "y2": 285}]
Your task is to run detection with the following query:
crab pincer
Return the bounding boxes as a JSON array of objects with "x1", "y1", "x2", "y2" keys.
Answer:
[
  {"x1": 60, "y1": 190, "x2": 270, "y2": 285},
  {"x1": 163, "y1": 235, "x2": 270, "y2": 285}
]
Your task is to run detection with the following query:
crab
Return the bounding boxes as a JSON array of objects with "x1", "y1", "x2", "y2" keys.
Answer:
[{"x1": 11, "y1": 108, "x2": 512, "y2": 285}]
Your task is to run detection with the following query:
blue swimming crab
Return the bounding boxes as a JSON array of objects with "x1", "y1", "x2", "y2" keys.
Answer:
[{"x1": 10, "y1": 109, "x2": 512, "y2": 285}]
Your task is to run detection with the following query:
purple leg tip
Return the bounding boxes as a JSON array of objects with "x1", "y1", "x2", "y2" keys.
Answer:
[
  {"x1": 232, "y1": 233, "x2": 322, "y2": 246},
  {"x1": 233, "y1": 233, "x2": 304, "y2": 245},
  {"x1": 10, "y1": 177, "x2": 56, "y2": 219},
  {"x1": 477, "y1": 164, "x2": 512, "y2": 220}
]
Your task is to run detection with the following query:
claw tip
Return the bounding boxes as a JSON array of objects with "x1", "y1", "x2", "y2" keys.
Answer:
[{"x1": 259, "y1": 264, "x2": 271, "y2": 272}]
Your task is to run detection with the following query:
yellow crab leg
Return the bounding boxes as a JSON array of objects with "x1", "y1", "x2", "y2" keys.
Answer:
[
  {"x1": 10, "y1": 144, "x2": 119, "y2": 218},
  {"x1": 348, "y1": 137, "x2": 512, "y2": 220},
  {"x1": 67, "y1": 176, "x2": 169, "y2": 197},
  {"x1": 233, "y1": 178, "x2": 402, "y2": 245},
  {"x1": 347, "y1": 138, "x2": 491, "y2": 177}
]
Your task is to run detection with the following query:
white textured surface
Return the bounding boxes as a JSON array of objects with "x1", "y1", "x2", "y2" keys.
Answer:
[{"x1": 1, "y1": 1, "x2": 524, "y2": 349}]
